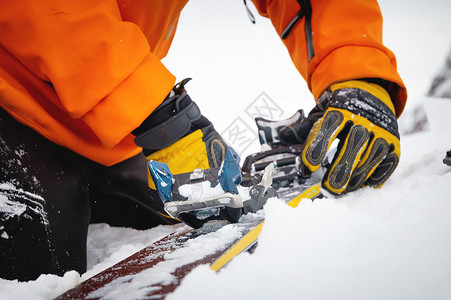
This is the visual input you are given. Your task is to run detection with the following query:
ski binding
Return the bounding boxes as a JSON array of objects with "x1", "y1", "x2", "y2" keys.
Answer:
[{"x1": 148, "y1": 148, "x2": 276, "y2": 228}]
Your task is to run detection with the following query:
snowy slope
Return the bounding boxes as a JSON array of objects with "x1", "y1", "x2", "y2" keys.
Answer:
[
  {"x1": 2, "y1": 107, "x2": 450, "y2": 300},
  {"x1": 1, "y1": 0, "x2": 451, "y2": 299},
  {"x1": 167, "y1": 100, "x2": 451, "y2": 300}
]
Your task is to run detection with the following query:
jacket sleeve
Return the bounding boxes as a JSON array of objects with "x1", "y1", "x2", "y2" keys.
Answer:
[
  {"x1": 251, "y1": 0, "x2": 407, "y2": 117},
  {"x1": 0, "y1": 0, "x2": 175, "y2": 148}
]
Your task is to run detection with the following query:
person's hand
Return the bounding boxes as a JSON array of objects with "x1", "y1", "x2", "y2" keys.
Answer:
[
  {"x1": 132, "y1": 79, "x2": 229, "y2": 227},
  {"x1": 133, "y1": 79, "x2": 226, "y2": 172},
  {"x1": 280, "y1": 80, "x2": 400, "y2": 195}
]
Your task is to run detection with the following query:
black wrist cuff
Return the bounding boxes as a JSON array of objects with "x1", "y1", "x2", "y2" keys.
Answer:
[{"x1": 134, "y1": 94, "x2": 202, "y2": 151}]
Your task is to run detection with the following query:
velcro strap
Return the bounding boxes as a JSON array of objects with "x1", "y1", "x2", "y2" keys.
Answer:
[{"x1": 134, "y1": 101, "x2": 202, "y2": 150}]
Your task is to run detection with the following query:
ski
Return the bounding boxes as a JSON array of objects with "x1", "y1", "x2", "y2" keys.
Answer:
[
  {"x1": 56, "y1": 111, "x2": 326, "y2": 299},
  {"x1": 210, "y1": 183, "x2": 322, "y2": 271},
  {"x1": 55, "y1": 183, "x2": 322, "y2": 300}
]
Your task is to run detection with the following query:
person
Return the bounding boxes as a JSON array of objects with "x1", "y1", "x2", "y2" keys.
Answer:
[{"x1": 0, "y1": 0, "x2": 406, "y2": 281}]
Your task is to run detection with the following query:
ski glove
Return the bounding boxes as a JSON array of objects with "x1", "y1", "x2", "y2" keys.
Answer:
[
  {"x1": 133, "y1": 79, "x2": 227, "y2": 173},
  {"x1": 132, "y1": 79, "x2": 228, "y2": 225},
  {"x1": 280, "y1": 80, "x2": 400, "y2": 195}
]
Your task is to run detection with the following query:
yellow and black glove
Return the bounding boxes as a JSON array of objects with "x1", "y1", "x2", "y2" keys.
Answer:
[
  {"x1": 132, "y1": 79, "x2": 228, "y2": 225},
  {"x1": 280, "y1": 80, "x2": 400, "y2": 195}
]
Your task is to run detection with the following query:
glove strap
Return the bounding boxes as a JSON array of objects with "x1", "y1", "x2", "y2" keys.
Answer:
[{"x1": 134, "y1": 98, "x2": 202, "y2": 150}]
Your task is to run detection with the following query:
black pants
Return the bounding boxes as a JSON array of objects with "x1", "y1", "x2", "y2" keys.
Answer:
[{"x1": 0, "y1": 109, "x2": 176, "y2": 281}]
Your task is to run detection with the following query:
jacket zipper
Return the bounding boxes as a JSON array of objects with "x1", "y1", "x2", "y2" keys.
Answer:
[{"x1": 281, "y1": 0, "x2": 315, "y2": 62}]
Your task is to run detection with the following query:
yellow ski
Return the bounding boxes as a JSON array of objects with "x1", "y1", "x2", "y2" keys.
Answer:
[{"x1": 211, "y1": 184, "x2": 322, "y2": 271}]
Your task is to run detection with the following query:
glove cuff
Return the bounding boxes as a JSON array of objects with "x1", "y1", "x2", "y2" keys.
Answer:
[
  {"x1": 330, "y1": 80, "x2": 395, "y2": 114},
  {"x1": 132, "y1": 79, "x2": 211, "y2": 154},
  {"x1": 133, "y1": 92, "x2": 203, "y2": 151},
  {"x1": 327, "y1": 80, "x2": 399, "y2": 139}
]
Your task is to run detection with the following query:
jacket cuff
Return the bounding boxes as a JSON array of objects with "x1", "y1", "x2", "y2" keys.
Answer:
[
  {"x1": 81, "y1": 53, "x2": 176, "y2": 148},
  {"x1": 310, "y1": 45, "x2": 407, "y2": 117}
]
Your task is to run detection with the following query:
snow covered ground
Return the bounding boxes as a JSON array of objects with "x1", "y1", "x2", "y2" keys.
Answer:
[
  {"x1": 168, "y1": 102, "x2": 451, "y2": 300},
  {"x1": 1, "y1": 0, "x2": 451, "y2": 299}
]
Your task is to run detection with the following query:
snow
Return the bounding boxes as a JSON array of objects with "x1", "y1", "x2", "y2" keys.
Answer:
[
  {"x1": 0, "y1": 194, "x2": 25, "y2": 241},
  {"x1": 178, "y1": 180, "x2": 224, "y2": 200},
  {"x1": 82, "y1": 224, "x2": 177, "y2": 281},
  {"x1": 0, "y1": 183, "x2": 50, "y2": 240},
  {"x1": 168, "y1": 129, "x2": 451, "y2": 300},
  {"x1": 86, "y1": 223, "x2": 244, "y2": 300},
  {"x1": 0, "y1": 182, "x2": 44, "y2": 201},
  {"x1": 0, "y1": 224, "x2": 178, "y2": 299},
  {"x1": 0, "y1": 271, "x2": 81, "y2": 300},
  {"x1": 2, "y1": 0, "x2": 451, "y2": 299},
  {"x1": 0, "y1": 194, "x2": 27, "y2": 222}
]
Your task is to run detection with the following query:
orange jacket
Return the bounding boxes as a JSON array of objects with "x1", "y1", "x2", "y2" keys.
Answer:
[{"x1": 0, "y1": 0, "x2": 406, "y2": 166}]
